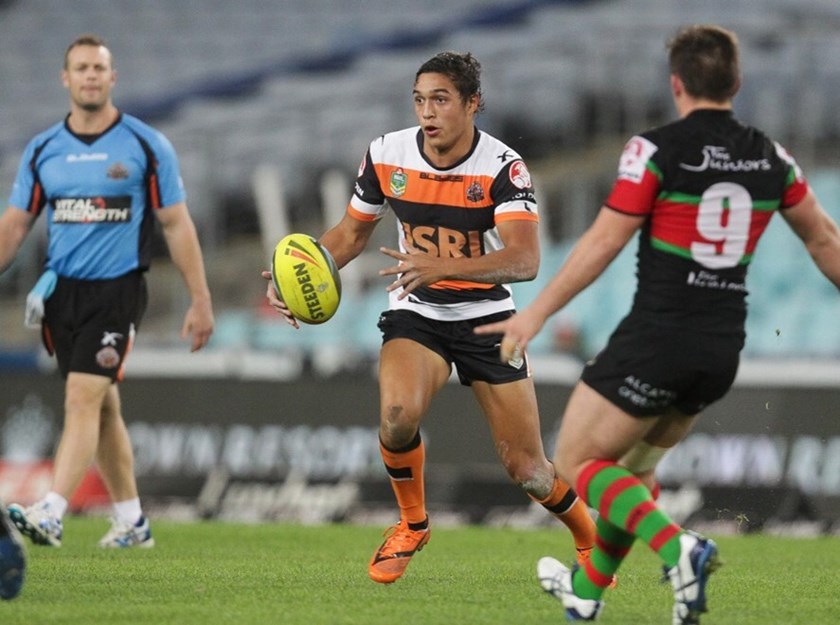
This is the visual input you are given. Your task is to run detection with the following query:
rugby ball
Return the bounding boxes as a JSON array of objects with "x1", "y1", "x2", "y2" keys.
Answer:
[{"x1": 271, "y1": 233, "x2": 341, "y2": 324}]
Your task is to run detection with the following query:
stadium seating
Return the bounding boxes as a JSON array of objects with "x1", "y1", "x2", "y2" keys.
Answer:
[
  {"x1": 2, "y1": 0, "x2": 840, "y2": 359},
  {"x1": 3, "y1": 0, "x2": 839, "y2": 188}
]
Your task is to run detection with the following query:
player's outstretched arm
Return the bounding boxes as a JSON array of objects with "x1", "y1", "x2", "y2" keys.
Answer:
[
  {"x1": 781, "y1": 189, "x2": 840, "y2": 290},
  {"x1": 476, "y1": 206, "x2": 642, "y2": 361}
]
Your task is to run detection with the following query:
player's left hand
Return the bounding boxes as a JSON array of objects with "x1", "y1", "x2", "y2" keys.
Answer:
[
  {"x1": 474, "y1": 308, "x2": 544, "y2": 363},
  {"x1": 379, "y1": 243, "x2": 446, "y2": 299},
  {"x1": 261, "y1": 270, "x2": 300, "y2": 329}
]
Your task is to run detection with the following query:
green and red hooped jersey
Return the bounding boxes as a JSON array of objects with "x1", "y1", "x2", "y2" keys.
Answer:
[{"x1": 604, "y1": 109, "x2": 808, "y2": 333}]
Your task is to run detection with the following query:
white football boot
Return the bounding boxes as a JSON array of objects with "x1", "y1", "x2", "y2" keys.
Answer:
[
  {"x1": 7, "y1": 502, "x2": 63, "y2": 547},
  {"x1": 537, "y1": 556, "x2": 604, "y2": 621},
  {"x1": 664, "y1": 530, "x2": 722, "y2": 625},
  {"x1": 98, "y1": 516, "x2": 155, "y2": 548}
]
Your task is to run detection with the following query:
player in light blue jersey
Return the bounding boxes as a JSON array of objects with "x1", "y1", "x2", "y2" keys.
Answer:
[
  {"x1": 8, "y1": 110, "x2": 187, "y2": 280},
  {"x1": 0, "y1": 34, "x2": 214, "y2": 548}
]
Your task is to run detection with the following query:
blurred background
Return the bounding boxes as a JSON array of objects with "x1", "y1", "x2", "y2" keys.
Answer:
[{"x1": 1, "y1": 0, "x2": 839, "y2": 533}]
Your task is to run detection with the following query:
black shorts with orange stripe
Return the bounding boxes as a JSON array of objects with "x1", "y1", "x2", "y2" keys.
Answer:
[
  {"x1": 377, "y1": 309, "x2": 530, "y2": 386},
  {"x1": 43, "y1": 271, "x2": 147, "y2": 381}
]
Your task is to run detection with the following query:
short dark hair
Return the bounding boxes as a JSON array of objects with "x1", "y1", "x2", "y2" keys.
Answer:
[
  {"x1": 667, "y1": 25, "x2": 739, "y2": 102},
  {"x1": 416, "y1": 51, "x2": 485, "y2": 113},
  {"x1": 64, "y1": 34, "x2": 110, "y2": 69}
]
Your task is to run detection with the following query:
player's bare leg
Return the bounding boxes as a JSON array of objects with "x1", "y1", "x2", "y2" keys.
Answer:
[
  {"x1": 473, "y1": 378, "x2": 597, "y2": 557},
  {"x1": 368, "y1": 339, "x2": 448, "y2": 583}
]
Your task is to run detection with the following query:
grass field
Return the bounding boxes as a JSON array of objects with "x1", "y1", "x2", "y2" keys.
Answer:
[{"x1": 2, "y1": 517, "x2": 838, "y2": 625}]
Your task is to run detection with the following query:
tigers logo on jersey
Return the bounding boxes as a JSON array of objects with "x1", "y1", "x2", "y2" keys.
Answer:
[
  {"x1": 509, "y1": 160, "x2": 532, "y2": 189},
  {"x1": 466, "y1": 181, "x2": 485, "y2": 202},
  {"x1": 390, "y1": 168, "x2": 407, "y2": 197},
  {"x1": 107, "y1": 162, "x2": 130, "y2": 179}
]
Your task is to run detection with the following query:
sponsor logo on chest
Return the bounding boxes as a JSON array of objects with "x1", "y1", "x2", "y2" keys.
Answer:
[{"x1": 52, "y1": 196, "x2": 132, "y2": 223}]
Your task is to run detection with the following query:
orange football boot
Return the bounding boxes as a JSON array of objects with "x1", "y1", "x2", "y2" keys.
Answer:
[{"x1": 368, "y1": 520, "x2": 431, "y2": 584}]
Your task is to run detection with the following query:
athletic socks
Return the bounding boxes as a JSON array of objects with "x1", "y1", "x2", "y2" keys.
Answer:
[
  {"x1": 574, "y1": 516, "x2": 635, "y2": 599},
  {"x1": 43, "y1": 493, "x2": 143, "y2": 526},
  {"x1": 535, "y1": 476, "x2": 596, "y2": 550},
  {"x1": 43, "y1": 492, "x2": 69, "y2": 520},
  {"x1": 380, "y1": 433, "x2": 427, "y2": 527},
  {"x1": 113, "y1": 498, "x2": 143, "y2": 526},
  {"x1": 572, "y1": 460, "x2": 682, "y2": 599}
]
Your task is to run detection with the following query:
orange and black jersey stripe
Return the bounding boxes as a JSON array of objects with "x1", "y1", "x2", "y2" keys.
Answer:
[{"x1": 349, "y1": 126, "x2": 538, "y2": 321}]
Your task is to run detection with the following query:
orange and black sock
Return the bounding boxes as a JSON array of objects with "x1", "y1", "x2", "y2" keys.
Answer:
[
  {"x1": 380, "y1": 432, "x2": 428, "y2": 530},
  {"x1": 535, "y1": 476, "x2": 596, "y2": 550}
]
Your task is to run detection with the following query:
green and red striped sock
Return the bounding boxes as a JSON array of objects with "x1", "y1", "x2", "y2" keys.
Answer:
[
  {"x1": 573, "y1": 516, "x2": 634, "y2": 600},
  {"x1": 572, "y1": 461, "x2": 682, "y2": 599}
]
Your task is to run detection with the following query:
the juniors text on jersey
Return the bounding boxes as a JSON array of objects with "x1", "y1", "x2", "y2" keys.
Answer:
[
  {"x1": 350, "y1": 127, "x2": 538, "y2": 321},
  {"x1": 8, "y1": 113, "x2": 185, "y2": 280},
  {"x1": 605, "y1": 109, "x2": 808, "y2": 332}
]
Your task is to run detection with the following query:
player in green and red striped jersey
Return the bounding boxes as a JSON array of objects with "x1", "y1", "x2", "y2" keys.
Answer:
[{"x1": 477, "y1": 24, "x2": 840, "y2": 624}]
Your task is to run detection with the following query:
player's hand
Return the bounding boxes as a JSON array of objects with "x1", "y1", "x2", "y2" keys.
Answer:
[
  {"x1": 182, "y1": 296, "x2": 214, "y2": 352},
  {"x1": 379, "y1": 243, "x2": 445, "y2": 299},
  {"x1": 261, "y1": 270, "x2": 300, "y2": 329},
  {"x1": 474, "y1": 308, "x2": 545, "y2": 363}
]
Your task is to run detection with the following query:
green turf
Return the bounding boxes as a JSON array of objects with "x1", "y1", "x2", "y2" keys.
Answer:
[{"x1": 2, "y1": 517, "x2": 837, "y2": 624}]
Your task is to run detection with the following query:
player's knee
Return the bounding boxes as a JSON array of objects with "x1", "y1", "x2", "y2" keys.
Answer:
[
  {"x1": 502, "y1": 456, "x2": 554, "y2": 499},
  {"x1": 379, "y1": 402, "x2": 421, "y2": 449},
  {"x1": 518, "y1": 472, "x2": 555, "y2": 500}
]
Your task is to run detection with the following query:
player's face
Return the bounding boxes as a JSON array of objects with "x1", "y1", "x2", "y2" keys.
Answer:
[
  {"x1": 62, "y1": 45, "x2": 116, "y2": 112},
  {"x1": 413, "y1": 72, "x2": 478, "y2": 166}
]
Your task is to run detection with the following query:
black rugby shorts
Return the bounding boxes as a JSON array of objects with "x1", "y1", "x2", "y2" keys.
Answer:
[
  {"x1": 581, "y1": 315, "x2": 744, "y2": 417},
  {"x1": 377, "y1": 309, "x2": 530, "y2": 386},
  {"x1": 43, "y1": 271, "x2": 148, "y2": 381}
]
